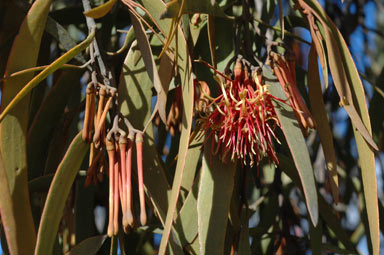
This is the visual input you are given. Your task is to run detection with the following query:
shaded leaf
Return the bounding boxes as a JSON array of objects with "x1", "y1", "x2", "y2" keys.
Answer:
[
  {"x1": 28, "y1": 174, "x2": 54, "y2": 193},
  {"x1": 83, "y1": 0, "x2": 117, "y2": 19},
  {"x1": 300, "y1": 1, "x2": 379, "y2": 253},
  {"x1": 118, "y1": 40, "x2": 185, "y2": 254},
  {"x1": 161, "y1": 0, "x2": 231, "y2": 19},
  {"x1": 238, "y1": 208, "x2": 251, "y2": 255},
  {"x1": 119, "y1": 40, "x2": 171, "y2": 217},
  {"x1": 46, "y1": 17, "x2": 87, "y2": 63},
  {"x1": 279, "y1": 154, "x2": 357, "y2": 253},
  {"x1": 35, "y1": 132, "x2": 89, "y2": 255},
  {"x1": 28, "y1": 69, "x2": 84, "y2": 179},
  {"x1": 0, "y1": 0, "x2": 52, "y2": 253},
  {"x1": 138, "y1": 1, "x2": 195, "y2": 254},
  {"x1": 197, "y1": 139, "x2": 236, "y2": 255},
  {"x1": 308, "y1": 45, "x2": 338, "y2": 203},
  {"x1": 65, "y1": 235, "x2": 107, "y2": 255},
  {"x1": 0, "y1": 28, "x2": 95, "y2": 122},
  {"x1": 129, "y1": 11, "x2": 167, "y2": 124},
  {"x1": 264, "y1": 67, "x2": 319, "y2": 226}
]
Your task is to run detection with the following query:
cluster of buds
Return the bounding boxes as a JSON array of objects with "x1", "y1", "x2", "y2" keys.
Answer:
[
  {"x1": 82, "y1": 82, "x2": 116, "y2": 145},
  {"x1": 198, "y1": 59, "x2": 282, "y2": 166},
  {"x1": 270, "y1": 52, "x2": 316, "y2": 136},
  {"x1": 82, "y1": 82, "x2": 116, "y2": 185},
  {"x1": 104, "y1": 117, "x2": 146, "y2": 236},
  {"x1": 82, "y1": 81, "x2": 146, "y2": 236}
]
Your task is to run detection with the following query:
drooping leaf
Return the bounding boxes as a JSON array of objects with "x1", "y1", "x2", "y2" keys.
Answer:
[
  {"x1": 279, "y1": 153, "x2": 357, "y2": 253},
  {"x1": 0, "y1": 28, "x2": 95, "y2": 122},
  {"x1": 309, "y1": 219, "x2": 322, "y2": 255},
  {"x1": 83, "y1": 0, "x2": 117, "y2": 19},
  {"x1": 118, "y1": 39, "x2": 185, "y2": 254},
  {"x1": 237, "y1": 207, "x2": 251, "y2": 255},
  {"x1": 28, "y1": 69, "x2": 84, "y2": 179},
  {"x1": 34, "y1": 132, "x2": 89, "y2": 255},
  {"x1": 0, "y1": 152, "x2": 19, "y2": 254},
  {"x1": 129, "y1": 11, "x2": 167, "y2": 124},
  {"x1": 180, "y1": 134, "x2": 203, "y2": 200},
  {"x1": 46, "y1": 17, "x2": 87, "y2": 64},
  {"x1": 175, "y1": 174, "x2": 200, "y2": 253},
  {"x1": 299, "y1": 1, "x2": 379, "y2": 253},
  {"x1": 161, "y1": 0, "x2": 231, "y2": 19},
  {"x1": 197, "y1": 138, "x2": 236, "y2": 255},
  {"x1": 308, "y1": 45, "x2": 338, "y2": 203},
  {"x1": 0, "y1": 0, "x2": 52, "y2": 253},
  {"x1": 264, "y1": 67, "x2": 319, "y2": 227},
  {"x1": 65, "y1": 235, "x2": 107, "y2": 255},
  {"x1": 118, "y1": 40, "x2": 171, "y2": 219},
  {"x1": 139, "y1": 0, "x2": 195, "y2": 254},
  {"x1": 28, "y1": 174, "x2": 54, "y2": 193}
]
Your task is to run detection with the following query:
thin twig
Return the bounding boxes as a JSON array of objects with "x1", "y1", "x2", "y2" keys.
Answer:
[{"x1": 82, "y1": 0, "x2": 112, "y2": 87}]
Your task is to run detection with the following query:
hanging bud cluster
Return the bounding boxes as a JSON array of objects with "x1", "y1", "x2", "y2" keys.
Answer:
[
  {"x1": 270, "y1": 52, "x2": 316, "y2": 136},
  {"x1": 82, "y1": 82, "x2": 116, "y2": 185},
  {"x1": 198, "y1": 59, "x2": 283, "y2": 166},
  {"x1": 82, "y1": 82, "x2": 147, "y2": 236},
  {"x1": 82, "y1": 82, "x2": 116, "y2": 145},
  {"x1": 105, "y1": 123, "x2": 147, "y2": 237}
]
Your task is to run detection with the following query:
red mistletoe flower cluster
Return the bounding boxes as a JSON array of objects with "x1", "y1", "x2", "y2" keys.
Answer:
[{"x1": 199, "y1": 60, "x2": 283, "y2": 166}]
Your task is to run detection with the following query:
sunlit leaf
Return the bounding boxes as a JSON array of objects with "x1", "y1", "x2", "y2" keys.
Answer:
[
  {"x1": 35, "y1": 132, "x2": 89, "y2": 255},
  {"x1": 0, "y1": 0, "x2": 52, "y2": 253},
  {"x1": 0, "y1": 29, "x2": 95, "y2": 122},
  {"x1": 139, "y1": 0, "x2": 195, "y2": 254},
  {"x1": 83, "y1": 0, "x2": 117, "y2": 19},
  {"x1": 161, "y1": 0, "x2": 231, "y2": 19},
  {"x1": 197, "y1": 138, "x2": 236, "y2": 255},
  {"x1": 0, "y1": 152, "x2": 19, "y2": 254},
  {"x1": 265, "y1": 67, "x2": 319, "y2": 227},
  {"x1": 118, "y1": 40, "x2": 171, "y2": 221},
  {"x1": 299, "y1": 1, "x2": 379, "y2": 253}
]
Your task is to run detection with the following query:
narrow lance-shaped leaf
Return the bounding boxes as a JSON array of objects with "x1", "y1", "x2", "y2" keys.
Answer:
[
  {"x1": 0, "y1": 152, "x2": 19, "y2": 254},
  {"x1": 197, "y1": 139, "x2": 236, "y2": 255},
  {"x1": 0, "y1": 28, "x2": 95, "y2": 122},
  {"x1": 66, "y1": 235, "x2": 107, "y2": 255},
  {"x1": 161, "y1": 0, "x2": 232, "y2": 19},
  {"x1": 28, "y1": 69, "x2": 84, "y2": 179},
  {"x1": 118, "y1": 40, "x2": 171, "y2": 221},
  {"x1": 118, "y1": 39, "x2": 185, "y2": 254},
  {"x1": 0, "y1": 0, "x2": 52, "y2": 253},
  {"x1": 298, "y1": 0, "x2": 377, "y2": 151},
  {"x1": 299, "y1": 1, "x2": 379, "y2": 253},
  {"x1": 129, "y1": 11, "x2": 167, "y2": 124},
  {"x1": 264, "y1": 67, "x2": 319, "y2": 226},
  {"x1": 308, "y1": 45, "x2": 339, "y2": 203},
  {"x1": 34, "y1": 132, "x2": 89, "y2": 255},
  {"x1": 278, "y1": 154, "x2": 357, "y2": 253},
  {"x1": 83, "y1": 0, "x2": 117, "y2": 19},
  {"x1": 138, "y1": 0, "x2": 196, "y2": 254}
]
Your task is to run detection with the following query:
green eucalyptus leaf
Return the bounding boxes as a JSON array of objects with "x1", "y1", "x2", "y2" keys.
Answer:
[{"x1": 35, "y1": 132, "x2": 89, "y2": 255}]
